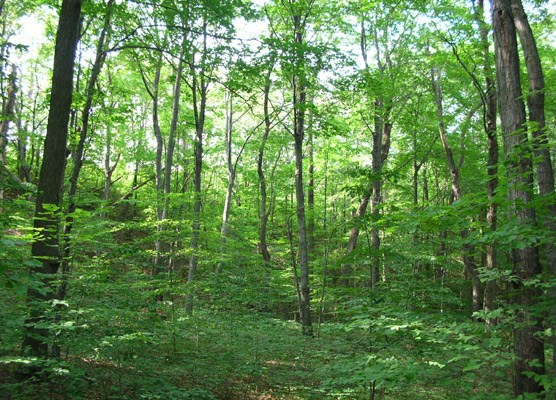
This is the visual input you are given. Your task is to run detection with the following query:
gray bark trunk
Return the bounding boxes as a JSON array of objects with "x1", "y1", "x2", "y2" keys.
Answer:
[
  {"x1": 258, "y1": 69, "x2": 273, "y2": 269},
  {"x1": 103, "y1": 125, "x2": 120, "y2": 203},
  {"x1": 510, "y1": 0, "x2": 556, "y2": 377},
  {"x1": 218, "y1": 92, "x2": 234, "y2": 272},
  {"x1": 492, "y1": 0, "x2": 545, "y2": 394},
  {"x1": 292, "y1": 10, "x2": 312, "y2": 336}
]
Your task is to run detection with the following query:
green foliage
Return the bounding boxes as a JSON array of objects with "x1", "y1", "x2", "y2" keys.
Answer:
[{"x1": 1, "y1": 0, "x2": 555, "y2": 398}]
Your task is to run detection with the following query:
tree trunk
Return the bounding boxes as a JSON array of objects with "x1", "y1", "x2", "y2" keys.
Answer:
[
  {"x1": 292, "y1": 9, "x2": 312, "y2": 337},
  {"x1": 430, "y1": 65, "x2": 482, "y2": 312},
  {"x1": 0, "y1": 64, "x2": 16, "y2": 202},
  {"x1": 17, "y1": 109, "x2": 32, "y2": 183},
  {"x1": 474, "y1": 0, "x2": 499, "y2": 324},
  {"x1": 0, "y1": 64, "x2": 16, "y2": 164},
  {"x1": 218, "y1": 92, "x2": 253, "y2": 274},
  {"x1": 103, "y1": 124, "x2": 120, "y2": 203},
  {"x1": 510, "y1": 0, "x2": 556, "y2": 376},
  {"x1": 186, "y1": 26, "x2": 208, "y2": 312},
  {"x1": 492, "y1": 0, "x2": 545, "y2": 394},
  {"x1": 57, "y1": 0, "x2": 114, "y2": 301},
  {"x1": 218, "y1": 91, "x2": 234, "y2": 273},
  {"x1": 347, "y1": 20, "x2": 392, "y2": 288},
  {"x1": 162, "y1": 42, "x2": 185, "y2": 222},
  {"x1": 294, "y1": 125, "x2": 312, "y2": 336},
  {"x1": 154, "y1": 42, "x2": 185, "y2": 280},
  {"x1": 258, "y1": 68, "x2": 273, "y2": 269},
  {"x1": 307, "y1": 104, "x2": 315, "y2": 255},
  {"x1": 21, "y1": 0, "x2": 82, "y2": 358},
  {"x1": 139, "y1": 55, "x2": 164, "y2": 271}
]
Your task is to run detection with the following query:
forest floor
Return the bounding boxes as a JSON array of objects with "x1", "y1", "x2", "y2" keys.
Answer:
[{"x1": 0, "y1": 268, "x2": 519, "y2": 399}]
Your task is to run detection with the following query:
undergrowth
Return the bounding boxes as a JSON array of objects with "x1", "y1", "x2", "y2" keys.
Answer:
[{"x1": 0, "y1": 260, "x2": 523, "y2": 400}]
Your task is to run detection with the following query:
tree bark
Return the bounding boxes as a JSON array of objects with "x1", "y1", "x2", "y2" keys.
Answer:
[
  {"x1": 22, "y1": 0, "x2": 82, "y2": 358},
  {"x1": 162, "y1": 42, "x2": 185, "y2": 223},
  {"x1": 492, "y1": 0, "x2": 545, "y2": 394},
  {"x1": 291, "y1": 6, "x2": 312, "y2": 336},
  {"x1": 58, "y1": 0, "x2": 114, "y2": 301},
  {"x1": 186, "y1": 25, "x2": 208, "y2": 313},
  {"x1": 0, "y1": 64, "x2": 16, "y2": 202},
  {"x1": 474, "y1": 0, "x2": 499, "y2": 324},
  {"x1": 258, "y1": 68, "x2": 273, "y2": 269},
  {"x1": 430, "y1": 65, "x2": 482, "y2": 312},
  {"x1": 510, "y1": 0, "x2": 556, "y2": 377},
  {"x1": 307, "y1": 103, "x2": 315, "y2": 255},
  {"x1": 102, "y1": 124, "x2": 120, "y2": 203},
  {"x1": 218, "y1": 91, "x2": 234, "y2": 273},
  {"x1": 346, "y1": 19, "x2": 392, "y2": 288},
  {"x1": 0, "y1": 64, "x2": 16, "y2": 165},
  {"x1": 139, "y1": 55, "x2": 164, "y2": 271}
]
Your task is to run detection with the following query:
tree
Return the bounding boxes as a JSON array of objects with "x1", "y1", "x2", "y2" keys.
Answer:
[
  {"x1": 21, "y1": 0, "x2": 82, "y2": 358},
  {"x1": 491, "y1": 0, "x2": 545, "y2": 394},
  {"x1": 59, "y1": 0, "x2": 115, "y2": 301},
  {"x1": 472, "y1": 0, "x2": 499, "y2": 325},
  {"x1": 271, "y1": 0, "x2": 315, "y2": 336},
  {"x1": 510, "y1": 0, "x2": 556, "y2": 377}
]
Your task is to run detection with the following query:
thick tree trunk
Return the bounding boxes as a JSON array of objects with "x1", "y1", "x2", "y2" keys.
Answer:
[
  {"x1": 21, "y1": 0, "x2": 82, "y2": 358},
  {"x1": 492, "y1": 0, "x2": 545, "y2": 394},
  {"x1": 510, "y1": 0, "x2": 556, "y2": 376}
]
